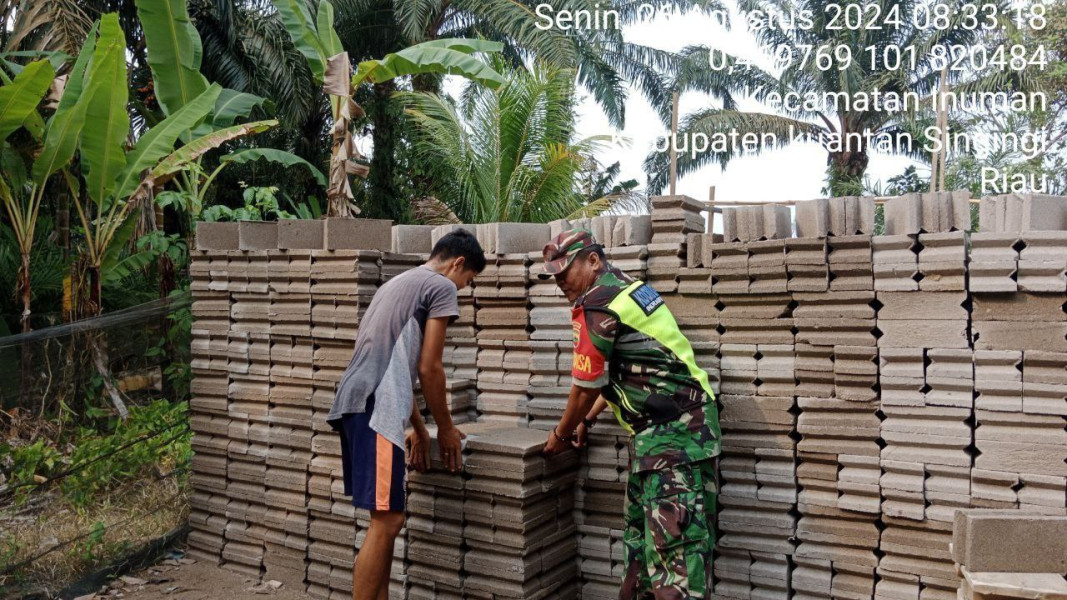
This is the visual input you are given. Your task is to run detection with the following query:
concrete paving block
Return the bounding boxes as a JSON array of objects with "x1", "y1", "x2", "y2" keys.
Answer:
[
  {"x1": 952, "y1": 510, "x2": 1067, "y2": 572},
  {"x1": 796, "y1": 198, "x2": 830, "y2": 238},
  {"x1": 277, "y1": 218, "x2": 324, "y2": 249},
  {"x1": 1021, "y1": 194, "x2": 1067, "y2": 232},
  {"x1": 877, "y1": 319, "x2": 969, "y2": 349},
  {"x1": 611, "y1": 215, "x2": 651, "y2": 247},
  {"x1": 972, "y1": 293, "x2": 1067, "y2": 322},
  {"x1": 828, "y1": 197, "x2": 851, "y2": 235},
  {"x1": 885, "y1": 194, "x2": 923, "y2": 235},
  {"x1": 548, "y1": 218, "x2": 571, "y2": 239},
  {"x1": 979, "y1": 197, "x2": 998, "y2": 232},
  {"x1": 491, "y1": 223, "x2": 551, "y2": 254},
  {"x1": 763, "y1": 205, "x2": 792, "y2": 240},
  {"x1": 430, "y1": 224, "x2": 477, "y2": 247},
  {"x1": 973, "y1": 320, "x2": 1067, "y2": 352},
  {"x1": 741, "y1": 206, "x2": 764, "y2": 241},
  {"x1": 722, "y1": 208, "x2": 740, "y2": 242},
  {"x1": 857, "y1": 197, "x2": 876, "y2": 234},
  {"x1": 324, "y1": 218, "x2": 392, "y2": 250},
  {"x1": 197, "y1": 221, "x2": 240, "y2": 250},
  {"x1": 686, "y1": 233, "x2": 706, "y2": 268},
  {"x1": 652, "y1": 194, "x2": 705, "y2": 212},
  {"x1": 391, "y1": 225, "x2": 434, "y2": 254},
  {"x1": 876, "y1": 291, "x2": 967, "y2": 321},
  {"x1": 951, "y1": 191, "x2": 972, "y2": 231},
  {"x1": 238, "y1": 220, "x2": 279, "y2": 250}
]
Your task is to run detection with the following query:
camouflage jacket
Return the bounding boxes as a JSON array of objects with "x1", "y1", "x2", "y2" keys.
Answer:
[{"x1": 571, "y1": 266, "x2": 721, "y2": 472}]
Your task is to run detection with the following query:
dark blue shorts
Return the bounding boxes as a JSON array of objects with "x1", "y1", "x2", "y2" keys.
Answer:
[{"x1": 338, "y1": 398, "x2": 406, "y2": 512}]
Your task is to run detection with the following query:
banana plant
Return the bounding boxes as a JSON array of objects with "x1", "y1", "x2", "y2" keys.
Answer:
[
  {"x1": 51, "y1": 15, "x2": 278, "y2": 316},
  {"x1": 270, "y1": 0, "x2": 505, "y2": 217},
  {"x1": 0, "y1": 58, "x2": 57, "y2": 332},
  {"x1": 133, "y1": 0, "x2": 326, "y2": 241}
]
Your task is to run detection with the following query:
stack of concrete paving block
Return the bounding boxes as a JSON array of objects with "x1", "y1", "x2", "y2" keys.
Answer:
[
  {"x1": 680, "y1": 233, "x2": 713, "y2": 294},
  {"x1": 525, "y1": 251, "x2": 572, "y2": 431},
  {"x1": 708, "y1": 240, "x2": 749, "y2": 294},
  {"x1": 978, "y1": 194, "x2": 1067, "y2": 233},
  {"x1": 648, "y1": 195, "x2": 705, "y2": 293},
  {"x1": 827, "y1": 235, "x2": 874, "y2": 291},
  {"x1": 606, "y1": 245, "x2": 649, "y2": 280},
  {"x1": 713, "y1": 292, "x2": 798, "y2": 600},
  {"x1": 970, "y1": 293, "x2": 1067, "y2": 514},
  {"x1": 415, "y1": 379, "x2": 478, "y2": 426},
  {"x1": 475, "y1": 244, "x2": 537, "y2": 426},
  {"x1": 722, "y1": 204, "x2": 793, "y2": 242},
  {"x1": 951, "y1": 510, "x2": 1067, "y2": 600},
  {"x1": 663, "y1": 293, "x2": 721, "y2": 396},
  {"x1": 875, "y1": 290, "x2": 973, "y2": 600},
  {"x1": 462, "y1": 428, "x2": 580, "y2": 600},
  {"x1": 787, "y1": 237, "x2": 830, "y2": 292},
  {"x1": 791, "y1": 288, "x2": 882, "y2": 600}
]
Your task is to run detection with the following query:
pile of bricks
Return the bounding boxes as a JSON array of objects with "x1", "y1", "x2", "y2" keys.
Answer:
[{"x1": 187, "y1": 193, "x2": 1067, "y2": 600}]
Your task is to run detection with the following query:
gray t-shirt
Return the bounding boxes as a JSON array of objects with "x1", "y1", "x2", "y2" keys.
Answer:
[{"x1": 327, "y1": 265, "x2": 459, "y2": 449}]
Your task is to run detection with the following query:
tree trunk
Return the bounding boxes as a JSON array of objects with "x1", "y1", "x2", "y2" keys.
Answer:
[
  {"x1": 57, "y1": 193, "x2": 70, "y2": 260},
  {"x1": 89, "y1": 265, "x2": 102, "y2": 317},
  {"x1": 17, "y1": 252, "x2": 30, "y2": 333},
  {"x1": 367, "y1": 80, "x2": 411, "y2": 223}
]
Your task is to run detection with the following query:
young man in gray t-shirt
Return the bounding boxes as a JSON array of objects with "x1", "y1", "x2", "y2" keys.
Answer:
[{"x1": 327, "y1": 230, "x2": 485, "y2": 600}]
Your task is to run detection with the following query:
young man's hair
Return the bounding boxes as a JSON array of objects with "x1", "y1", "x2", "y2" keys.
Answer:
[{"x1": 430, "y1": 229, "x2": 487, "y2": 273}]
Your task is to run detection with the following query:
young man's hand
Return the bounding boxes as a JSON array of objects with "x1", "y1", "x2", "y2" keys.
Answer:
[
  {"x1": 406, "y1": 429, "x2": 431, "y2": 471},
  {"x1": 437, "y1": 425, "x2": 466, "y2": 472}
]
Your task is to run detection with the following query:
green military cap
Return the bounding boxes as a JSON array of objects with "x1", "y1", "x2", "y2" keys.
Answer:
[{"x1": 539, "y1": 228, "x2": 598, "y2": 279}]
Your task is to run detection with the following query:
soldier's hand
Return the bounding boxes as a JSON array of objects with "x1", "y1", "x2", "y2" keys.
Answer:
[
  {"x1": 543, "y1": 427, "x2": 571, "y2": 456},
  {"x1": 572, "y1": 422, "x2": 589, "y2": 449}
]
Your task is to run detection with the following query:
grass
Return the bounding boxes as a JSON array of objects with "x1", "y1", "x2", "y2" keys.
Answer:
[{"x1": 0, "y1": 469, "x2": 188, "y2": 597}]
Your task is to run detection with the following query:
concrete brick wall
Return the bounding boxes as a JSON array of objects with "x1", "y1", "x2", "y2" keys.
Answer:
[{"x1": 187, "y1": 197, "x2": 1067, "y2": 600}]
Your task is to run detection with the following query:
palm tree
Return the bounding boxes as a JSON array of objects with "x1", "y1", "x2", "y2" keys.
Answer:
[
  {"x1": 400, "y1": 60, "x2": 628, "y2": 224},
  {"x1": 644, "y1": 0, "x2": 1014, "y2": 195},
  {"x1": 320, "y1": 0, "x2": 738, "y2": 221}
]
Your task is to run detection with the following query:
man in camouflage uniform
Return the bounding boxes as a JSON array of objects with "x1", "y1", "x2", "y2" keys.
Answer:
[{"x1": 540, "y1": 229, "x2": 721, "y2": 600}]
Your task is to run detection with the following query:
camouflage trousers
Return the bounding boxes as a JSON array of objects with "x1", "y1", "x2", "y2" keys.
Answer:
[{"x1": 619, "y1": 459, "x2": 717, "y2": 600}]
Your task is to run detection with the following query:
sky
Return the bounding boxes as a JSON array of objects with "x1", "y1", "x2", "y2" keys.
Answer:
[
  {"x1": 568, "y1": 7, "x2": 922, "y2": 208},
  {"x1": 435, "y1": 6, "x2": 928, "y2": 231}
]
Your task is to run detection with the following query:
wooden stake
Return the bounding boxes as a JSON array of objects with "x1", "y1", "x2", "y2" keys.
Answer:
[{"x1": 669, "y1": 91, "x2": 679, "y2": 195}]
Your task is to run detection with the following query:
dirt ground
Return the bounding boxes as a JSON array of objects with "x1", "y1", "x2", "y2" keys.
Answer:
[{"x1": 75, "y1": 552, "x2": 313, "y2": 600}]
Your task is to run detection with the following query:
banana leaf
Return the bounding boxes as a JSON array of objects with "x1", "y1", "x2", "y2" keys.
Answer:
[
  {"x1": 270, "y1": 0, "x2": 327, "y2": 84},
  {"x1": 111, "y1": 84, "x2": 222, "y2": 202},
  {"x1": 211, "y1": 89, "x2": 268, "y2": 128},
  {"x1": 81, "y1": 15, "x2": 129, "y2": 206},
  {"x1": 136, "y1": 119, "x2": 277, "y2": 196},
  {"x1": 31, "y1": 21, "x2": 100, "y2": 187},
  {"x1": 316, "y1": 1, "x2": 343, "y2": 59},
  {"x1": 221, "y1": 148, "x2": 326, "y2": 187},
  {"x1": 134, "y1": 0, "x2": 209, "y2": 116},
  {"x1": 354, "y1": 39, "x2": 505, "y2": 89},
  {"x1": 0, "y1": 60, "x2": 54, "y2": 142}
]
